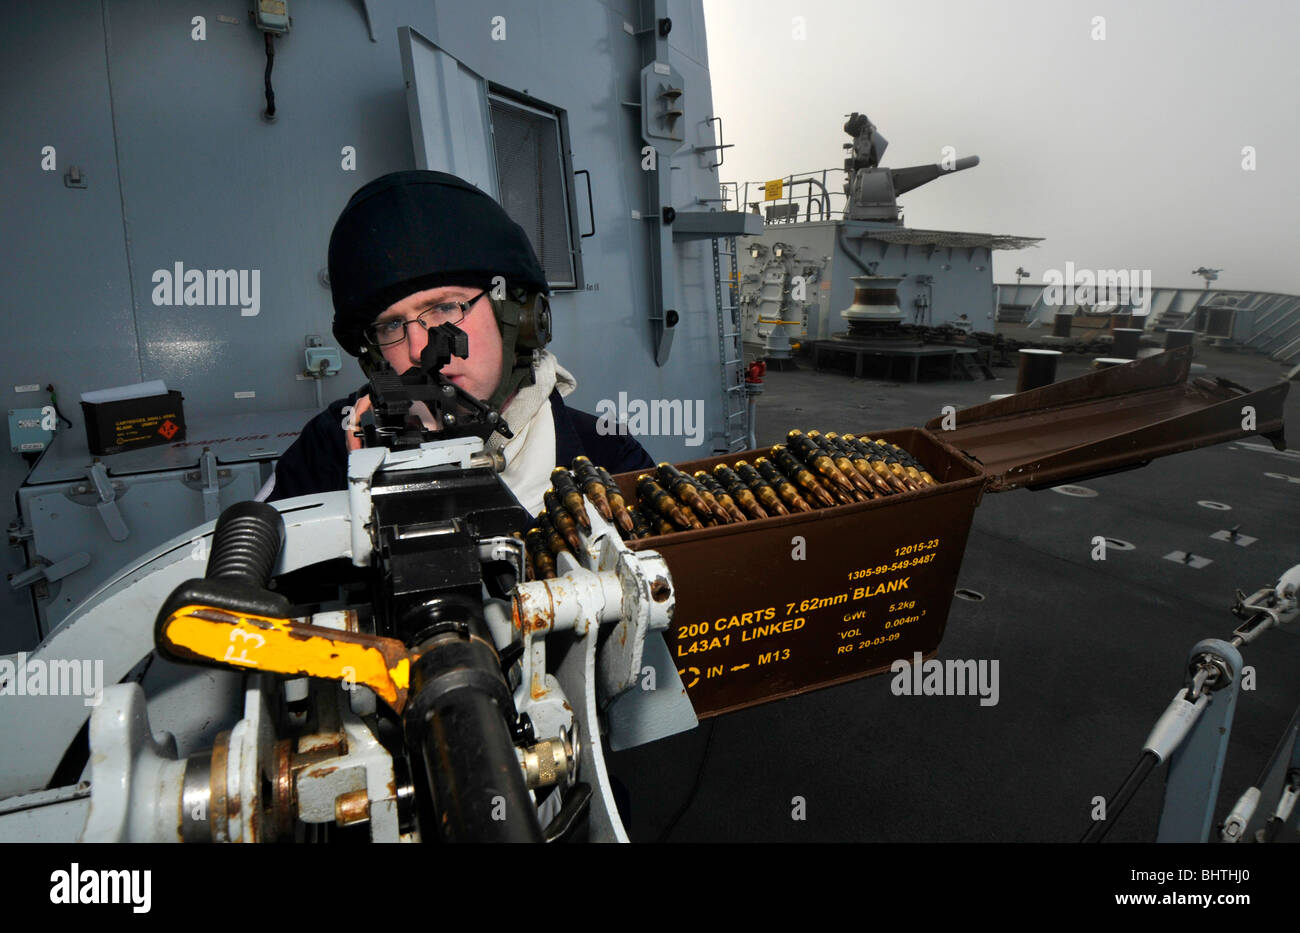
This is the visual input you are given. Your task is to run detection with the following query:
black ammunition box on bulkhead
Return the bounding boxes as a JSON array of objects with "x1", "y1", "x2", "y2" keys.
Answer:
[{"x1": 81, "y1": 390, "x2": 186, "y2": 455}]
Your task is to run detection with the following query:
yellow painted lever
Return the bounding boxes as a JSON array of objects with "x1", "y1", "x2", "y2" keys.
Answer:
[{"x1": 159, "y1": 605, "x2": 411, "y2": 712}]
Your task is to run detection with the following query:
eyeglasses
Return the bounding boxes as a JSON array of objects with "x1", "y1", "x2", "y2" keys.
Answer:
[{"x1": 363, "y1": 289, "x2": 490, "y2": 347}]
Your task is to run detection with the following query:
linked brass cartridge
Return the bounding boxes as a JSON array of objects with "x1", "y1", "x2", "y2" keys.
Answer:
[
  {"x1": 769, "y1": 445, "x2": 838, "y2": 507},
  {"x1": 738, "y1": 457, "x2": 795, "y2": 514},
  {"x1": 524, "y1": 527, "x2": 556, "y2": 580},
  {"x1": 690, "y1": 480, "x2": 732, "y2": 525},
  {"x1": 550, "y1": 467, "x2": 591, "y2": 533},
  {"x1": 712, "y1": 464, "x2": 769, "y2": 520},
  {"x1": 594, "y1": 465, "x2": 637, "y2": 535},
  {"x1": 536, "y1": 510, "x2": 570, "y2": 556},
  {"x1": 734, "y1": 460, "x2": 791, "y2": 516},
  {"x1": 858, "y1": 437, "x2": 923, "y2": 491},
  {"x1": 678, "y1": 500, "x2": 710, "y2": 528},
  {"x1": 543, "y1": 488, "x2": 584, "y2": 551},
  {"x1": 571, "y1": 456, "x2": 616, "y2": 522},
  {"x1": 807, "y1": 431, "x2": 873, "y2": 502},
  {"x1": 754, "y1": 457, "x2": 814, "y2": 512},
  {"x1": 881, "y1": 442, "x2": 938, "y2": 486},
  {"x1": 821, "y1": 433, "x2": 888, "y2": 498},
  {"x1": 842, "y1": 435, "x2": 910, "y2": 493},
  {"x1": 636, "y1": 475, "x2": 700, "y2": 530},
  {"x1": 658, "y1": 462, "x2": 729, "y2": 525},
  {"x1": 788, "y1": 430, "x2": 859, "y2": 503},
  {"x1": 694, "y1": 470, "x2": 749, "y2": 523},
  {"x1": 628, "y1": 506, "x2": 654, "y2": 540},
  {"x1": 822, "y1": 433, "x2": 893, "y2": 496}
]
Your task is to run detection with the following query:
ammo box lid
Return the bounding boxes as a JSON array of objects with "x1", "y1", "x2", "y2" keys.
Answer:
[{"x1": 923, "y1": 346, "x2": 1289, "y2": 492}]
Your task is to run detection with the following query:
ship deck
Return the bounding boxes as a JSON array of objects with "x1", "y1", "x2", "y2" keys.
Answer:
[{"x1": 607, "y1": 343, "x2": 1300, "y2": 842}]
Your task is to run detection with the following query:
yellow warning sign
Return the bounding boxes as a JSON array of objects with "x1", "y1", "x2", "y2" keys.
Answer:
[{"x1": 763, "y1": 179, "x2": 784, "y2": 201}]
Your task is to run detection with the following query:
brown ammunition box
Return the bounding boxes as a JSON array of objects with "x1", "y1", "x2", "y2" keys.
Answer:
[
  {"x1": 605, "y1": 348, "x2": 1289, "y2": 718},
  {"x1": 613, "y1": 429, "x2": 977, "y2": 718}
]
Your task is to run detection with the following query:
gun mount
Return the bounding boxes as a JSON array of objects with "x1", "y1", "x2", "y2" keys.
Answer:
[
  {"x1": 0, "y1": 328, "x2": 691, "y2": 843},
  {"x1": 842, "y1": 111, "x2": 980, "y2": 222}
]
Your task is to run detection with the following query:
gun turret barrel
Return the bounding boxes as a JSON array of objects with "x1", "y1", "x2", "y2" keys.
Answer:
[{"x1": 890, "y1": 156, "x2": 980, "y2": 196}]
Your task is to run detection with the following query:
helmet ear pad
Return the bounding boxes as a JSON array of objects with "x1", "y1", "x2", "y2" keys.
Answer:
[
  {"x1": 485, "y1": 290, "x2": 552, "y2": 411},
  {"x1": 515, "y1": 293, "x2": 552, "y2": 351}
]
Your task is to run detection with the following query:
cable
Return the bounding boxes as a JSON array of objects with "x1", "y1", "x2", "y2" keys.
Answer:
[
  {"x1": 263, "y1": 33, "x2": 276, "y2": 119},
  {"x1": 657, "y1": 718, "x2": 716, "y2": 842},
  {"x1": 1080, "y1": 750, "x2": 1159, "y2": 843},
  {"x1": 45, "y1": 384, "x2": 72, "y2": 428}
]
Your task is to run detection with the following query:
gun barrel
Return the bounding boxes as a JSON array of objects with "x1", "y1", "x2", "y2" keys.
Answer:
[{"x1": 889, "y1": 155, "x2": 980, "y2": 196}]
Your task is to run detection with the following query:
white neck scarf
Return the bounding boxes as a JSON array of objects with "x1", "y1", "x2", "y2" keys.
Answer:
[{"x1": 492, "y1": 350, "x2": 576, "y2": 516}]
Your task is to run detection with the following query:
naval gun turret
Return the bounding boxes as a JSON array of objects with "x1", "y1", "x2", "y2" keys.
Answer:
[{"x1": 842, "y1": 112, "x2": 979, "y2": 222}]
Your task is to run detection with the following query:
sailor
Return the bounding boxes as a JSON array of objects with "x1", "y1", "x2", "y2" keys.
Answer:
[{"x1": 262, "y1": 170, "x2": 652, "y2": 510}]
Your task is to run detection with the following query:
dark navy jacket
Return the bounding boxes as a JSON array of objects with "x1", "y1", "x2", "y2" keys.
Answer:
[{"x1": 267, "y1": 387, "x2": 653, "y2": 502}]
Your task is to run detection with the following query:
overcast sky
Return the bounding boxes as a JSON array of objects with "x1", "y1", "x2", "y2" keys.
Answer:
[{"x1": 702, "y1": 0, "x2": 1299, "y2": 294}]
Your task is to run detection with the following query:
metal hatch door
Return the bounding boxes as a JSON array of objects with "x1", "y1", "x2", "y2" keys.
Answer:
[
  {"x1": 923, "y1": 346, "x2": 1289, "y2": 492},
  {"x1": 397, "y1": 26, "x2": 499, "y2": 197}
]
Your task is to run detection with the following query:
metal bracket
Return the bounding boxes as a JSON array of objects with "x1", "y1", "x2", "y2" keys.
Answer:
[
  {"x1": 1157, "y1": 638, "x2": 1243, "y2": 842},
  {"x1": 596, "y1": 542, "x2": 673, "y2": 701},
  {"x1": 86, "y1": 462, "x2": 128, "y2": 541},
  {"x1": 8, "y1": 552, "x2": 92, "y2": 590},
  {"x1": 6, "y1": 522, "x2": 32, "y2": 546},
  {"x1": 182, "y1": 452, "x2": 233, "y2": 522},
  {"x1": 199, "y1": 450, "x2": 221, "y2": 523}
]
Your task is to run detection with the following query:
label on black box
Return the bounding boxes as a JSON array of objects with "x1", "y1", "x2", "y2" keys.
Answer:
[{"x1": 112, "y1": 412, "x2": 181, "y2": 446}]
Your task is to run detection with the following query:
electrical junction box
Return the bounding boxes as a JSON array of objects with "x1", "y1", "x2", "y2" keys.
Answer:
[
  {"x1": 304, "y1": 347, "x2": 342, "y2": 376},
  {"x1": 8, "y1": 408, "x2": 54, "y2": 453},
  {"x1": 254, "y1": 0, "x2": 290, "y2": 34}
]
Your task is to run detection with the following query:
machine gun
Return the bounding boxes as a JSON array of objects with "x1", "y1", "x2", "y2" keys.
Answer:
[{"x1": 1, "y1": 325, "x2": 689, "y2": 843}]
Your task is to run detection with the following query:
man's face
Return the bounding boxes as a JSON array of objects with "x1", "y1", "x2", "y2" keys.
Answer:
[{"x1": 374, "y1": 285, "x2": 504, "y2": 403}]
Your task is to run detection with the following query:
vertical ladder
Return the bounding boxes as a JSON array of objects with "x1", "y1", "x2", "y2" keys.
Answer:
[{"x1": 713, "y1": 235, "x2": 748, "y2": 453}]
